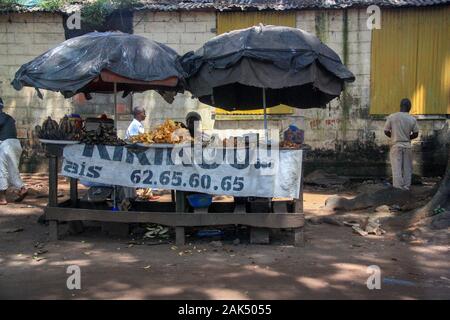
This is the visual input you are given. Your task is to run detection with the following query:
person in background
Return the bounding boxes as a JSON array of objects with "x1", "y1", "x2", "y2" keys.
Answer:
[
  {"x1": 186, "y1": 111, "x2": 210, "y2": 143},
  {"x1": 0, "y1": 97, "x2": 28, "y2": 205},
  {"x1": 124, "y1": 106, "x2": 159, "y2": 201},
  {"x1": 125, "y1": 106, "x2": 146, "y2": 140},
  {"x1": 384, "y1": 98, "x2": 419, "y2": 190}
]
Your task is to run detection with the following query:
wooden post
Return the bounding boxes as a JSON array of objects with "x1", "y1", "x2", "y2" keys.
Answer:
[
  {"x1": 70, "y1": 178, "x2": 78, "y2": 206},
  {"x1": 48, "y1": 155, "x2": 58, "y2": 207},
  {"x1": 293, "y1": 150, "x2": 305, "y2": 246},
  {"x1": 175, "y1": 191, "x2": 186, "y2": 246},
  {"x1": 250, "y1": 227, "x2": 270, "y2": 244},
  {"x1": 175, "y1": 227, "x2": 185, "y2": 246},
  {"x1": 249, "y1": 198, "x2": 270, "y2": 244},
  {"x1": 49, "y1": 220, "x2": 59, "y2": 241},
  {"x1": 233, "y1": 197, "x2": 246, "y2": 213},
  {"x1": 293, "y1": 228, "x2": 305, "y2": 247},
  {"x1": 68, "y1": 177, "x2": 83, "y2": 234}
]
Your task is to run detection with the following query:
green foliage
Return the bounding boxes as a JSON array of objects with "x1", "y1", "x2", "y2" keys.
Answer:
[
  {"x1": 81, "y1": 0, "x2": 140, "y2": 29},
  {"x1": 81, "y1": 0, "x2": 114, "y2": 28},
  {"x1": 39, "y1": 0, "x2": 67, "y2": 11},
  {"x1": 433, "y1": 206, "x2": 446, "y2": 215},
  {"x1": 111, "y1": 0, "x2": 139, "y2": 9},
  {"x1": 0, "y1": 0, "x2": 20, "y2": 10},
  {"x1": 0, "y1": 0, "x2": 140, "y2": 27}
]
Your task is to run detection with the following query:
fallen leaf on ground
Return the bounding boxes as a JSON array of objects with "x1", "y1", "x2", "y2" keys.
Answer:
[
  {"x1": 34, "y1": 242, "x2": 46, "y2": 249},
  {"x1": 127, "y1": 241, "x2": 143, "y2": 245},
  {"x1": 5, "y1": 228, "x2": 24, "y2": 233},
  {"x1": 32, "y1": 256, "x2": 46, "y2": 262}
]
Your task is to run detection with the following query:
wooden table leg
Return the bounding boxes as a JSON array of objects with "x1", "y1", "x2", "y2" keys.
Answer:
[
  {"x1": 233, "y1": 197, "x2": 247, "y2": 213},
  {"x1": 49, "y1": 220, "x2": 59, "y2": 241},
  {"x1": 175, "y1": 227, "x2": 185, "y2": 246},
  {"x1": 248, "y1": 197, "x2": 270, "y2": 244},
  {"x1": 48, "y1": 155, "x2": 58, "y2": 207},
  {"x1": 293, "y1": 176, "x2": 304, "y2": 213},
  {"x1": 68, "y1": 177, "x2": 83, "y2": 234},
  {"x1": 250, "y1": 227, "x2": 270, "y2": 244},
  {"x1": 292, "y1": 150, "x2": 305, "y2": 246},
  {"x1": 70, "y1": 178, "x2": 78, "y2": 206},
  {"x1": 175, "y1": 191, "x2": 186, "y2": 246},
  {"x1": 293, "y1": 228, "x2": 305, "y2": 247}
]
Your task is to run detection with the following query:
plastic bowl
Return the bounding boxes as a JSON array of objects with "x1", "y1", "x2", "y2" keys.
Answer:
[
  {"x1": 196, "y1": 229, "x2": 224, "y2": 238},
  {"x1": 187, "y1": 194, "x2": 213, "y2": 208}
]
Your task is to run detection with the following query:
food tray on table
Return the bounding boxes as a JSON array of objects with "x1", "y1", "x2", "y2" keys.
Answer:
[
  {"x1": 140, "y1": 142, "x2": 191, "y2": 148},
  {"x1": 39, "y1": 139, "x2": 80, "y2": 145},
  {"x1": 125, "y1": 142, "x2": 191, "y2": 149}
]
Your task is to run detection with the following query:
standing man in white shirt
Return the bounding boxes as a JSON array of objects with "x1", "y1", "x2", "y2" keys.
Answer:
[
  {"x1": 125, "y1": 106, "x2": 146, "y2": 140},
  {"x1": 124, "y1": 105, "x2": 159, "y2": 201},
  {"x1": 384, "y1": 98, "x2": 419, "y2": 190}
]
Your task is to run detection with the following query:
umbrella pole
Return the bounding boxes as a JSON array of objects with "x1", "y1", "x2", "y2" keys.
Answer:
[
  {"x1": 113, "y1": 82, "x2": 117, "y2": 211},
  {"x1": 113, "y1": 82, "x2": 118, "y2": 130},
  {"x1": 263, "y1": 88, "x2": 268, "y2": 144}
]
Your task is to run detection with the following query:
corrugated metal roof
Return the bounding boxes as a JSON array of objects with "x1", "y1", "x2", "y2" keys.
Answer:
[
  {"x1": 1, "y1": 0, "x2": 449, "y2": 14},
  {"x1": 136, "y1": 0, "x2": 450, "y2": 11}
]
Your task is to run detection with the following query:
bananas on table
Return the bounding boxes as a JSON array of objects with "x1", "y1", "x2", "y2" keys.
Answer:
[{"x1": 35, "y1": 116, "x2": 81, "y2": 140}]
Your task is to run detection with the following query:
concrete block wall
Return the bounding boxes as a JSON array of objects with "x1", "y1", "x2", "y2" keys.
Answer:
[
  {"x1": 129, "y1": 11, "x2": 217, "y2": 136},
  {"x1": 292, "y1": 9, "x2": 374, "y2": 150},
  {"x1": 0, "y1": 13, "x2": 69, "y2": 137},
  {"x1": 0, "y1": 9, "x2": 447, "y2": 175},
  {"x1": 212, "y1": 9, "x2": 377, "y2": 151},
  {"x1": 293, "y1": 8, "x2": 448, "y2": 176},
  {"x1": 0, "y1": 12, "x2": 118, "y2": 170},
  {"x1": 0, "y1": 13, "x2": 71, "y2": 171}
]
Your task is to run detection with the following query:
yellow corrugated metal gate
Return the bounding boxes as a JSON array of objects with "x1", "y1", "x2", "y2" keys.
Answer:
[
  {"x1": 215, "y1": 12, "x2": 296, "y2": 115},
  {"x1": 371, "y1": 6, "x2": 450, "y2": 115}
]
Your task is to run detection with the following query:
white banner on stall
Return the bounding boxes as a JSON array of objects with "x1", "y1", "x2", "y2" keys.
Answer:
[{"x1": 61, "y1": 144, "x2": 302, "y2": 198}]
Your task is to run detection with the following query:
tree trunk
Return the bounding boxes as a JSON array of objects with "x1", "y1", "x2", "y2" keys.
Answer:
[{"x1": 410, "y1": 138, "x2": 450, "y2": 224}]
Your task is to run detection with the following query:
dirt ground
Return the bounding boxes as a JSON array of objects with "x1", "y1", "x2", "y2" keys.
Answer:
[{"x1": 0, "y1": 174, "x2": 449, "y2": 300}]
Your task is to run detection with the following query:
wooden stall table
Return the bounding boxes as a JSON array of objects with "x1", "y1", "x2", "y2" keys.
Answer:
[{"x1": 43, "y1": 143, "x2": 305, "y2": 246}]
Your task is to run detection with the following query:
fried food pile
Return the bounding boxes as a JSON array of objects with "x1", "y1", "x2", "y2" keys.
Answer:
[
  {"x1": 136, "y1": 188, "x2": 154, "y2": 201},
  {"x1": 280, "y1": 141, "x2": 301, "y2": 149},
  {"x1": 130, "y1": 120, "x2": 191, "y2": 144},
  {"x1": 80, "y1": 124, "x2": 125, "y2": 146}
]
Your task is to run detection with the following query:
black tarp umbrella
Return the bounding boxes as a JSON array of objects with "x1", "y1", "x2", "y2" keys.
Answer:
[
  {"x1": 181, "y1": 25, "x2": 355, "y2": 135},
  {"x1": 11, "y1": 31, "x2": 186, "y2": 210},
  {"x1": 12, "y1": 31, "x2": 185, "y2": 97},
  {"x1": 11, "y1": 31, "x2": 186, "y2": 125}
]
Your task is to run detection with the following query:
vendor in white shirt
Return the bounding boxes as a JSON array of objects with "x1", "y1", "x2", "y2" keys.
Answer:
[
  {"x1": 124, "y1": 106, "x2": 160, "y2": 201},
  {"x1": 125, "y1": 106, "x2": 146, "y2": 140}
]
